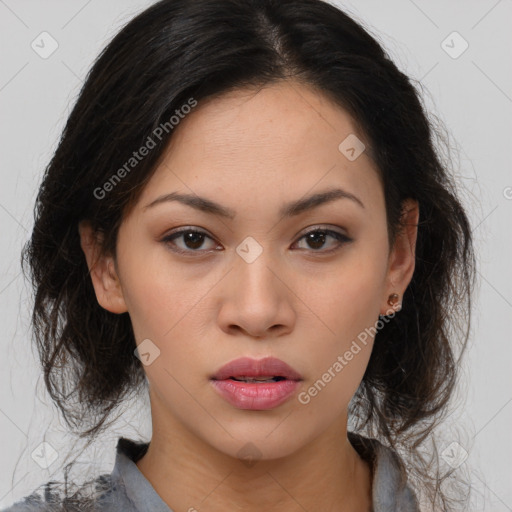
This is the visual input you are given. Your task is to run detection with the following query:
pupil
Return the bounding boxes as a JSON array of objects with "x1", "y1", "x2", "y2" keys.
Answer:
[
  {"x1": 184, "y1": 232, "x2": 204, "y2": 249},
  {"x1": 307, "y1": 231, "x2": 326, "y2": 249}
]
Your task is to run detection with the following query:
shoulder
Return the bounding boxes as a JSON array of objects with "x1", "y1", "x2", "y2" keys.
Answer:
[
  {"x1": 2, "y1": 437, "x2": 150, "y2": 512},
  {"x1": 1, "y1": 481, "x2": 63, "y2": 512},
  {"x1": 1, "y1": 474, "x2": 115, "y2": 512}
]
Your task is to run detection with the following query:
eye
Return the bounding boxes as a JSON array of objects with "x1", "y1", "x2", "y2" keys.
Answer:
[
  {"x1": 161, "y1": 226, "x2": 352, "y2": 256},
  {"x1": 161, "y1": 228, "x2": 220, "y2": 254},
  {"x1": 292, "y1": 227, "x2": 352, "y2": 253}
]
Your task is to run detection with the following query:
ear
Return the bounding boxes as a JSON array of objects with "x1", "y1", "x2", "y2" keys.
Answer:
[
  {"x1": 380, "y1": 199, "x2": 419, "y2": 315},
  {"x1": 78, "y1": 220, "x2": 128, "y2": 314}
]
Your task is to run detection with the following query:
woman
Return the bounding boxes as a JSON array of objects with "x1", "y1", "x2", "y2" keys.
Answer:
[{"x1": 3, "y1": 0, "x2": 475, "y2": 510}]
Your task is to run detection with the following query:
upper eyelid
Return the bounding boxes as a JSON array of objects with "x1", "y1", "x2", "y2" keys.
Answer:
[{"x1": 164, "y1": 224, "x2": 347, "y2": 238}]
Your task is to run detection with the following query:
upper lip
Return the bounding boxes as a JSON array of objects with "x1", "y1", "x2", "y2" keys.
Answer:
[{"x1": 211, "y1": 356, "x2": 303, "y2": 381}]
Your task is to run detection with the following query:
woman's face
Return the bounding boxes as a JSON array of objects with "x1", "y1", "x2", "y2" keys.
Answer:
[{"x1": 80, "y1": 81, "x2": 417, "y2": 460}]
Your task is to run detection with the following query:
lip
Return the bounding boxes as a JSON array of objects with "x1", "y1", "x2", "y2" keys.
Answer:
[
  {"x1": 210, "y1": 356, "x2": 303, "y2": 381},
  {"x1": 210, "y1": 357, "x2": 303, "y2": 410}
]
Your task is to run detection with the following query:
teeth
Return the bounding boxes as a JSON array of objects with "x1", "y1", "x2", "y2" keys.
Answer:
[{"x1": 231, "y1": 376, "x2": 284, "y2": 382}]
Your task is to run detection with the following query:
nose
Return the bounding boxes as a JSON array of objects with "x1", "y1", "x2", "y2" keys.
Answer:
[{"x1": 216, "y1": 248, "x2": 296, "y2": 339}]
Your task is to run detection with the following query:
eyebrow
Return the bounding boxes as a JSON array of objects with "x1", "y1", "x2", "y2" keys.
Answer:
[{"x1": 143, "y1": 187, "x2": 364, "y2": 219}]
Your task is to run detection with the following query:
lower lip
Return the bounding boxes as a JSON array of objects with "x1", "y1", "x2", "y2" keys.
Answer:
[{"x1": 210, "y1": 379, "x2": 302, "y2": 410}]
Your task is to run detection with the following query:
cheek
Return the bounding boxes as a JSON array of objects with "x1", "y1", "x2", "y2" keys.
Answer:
[
  {"x1": 293, "y1": 239, "x2": 388, "y2": 397},
  {"x1": 295, "y1": 272, "x2": 380, "y2": 415},
  {"x1": 117, "y1": 250, "x2": 219, "y2": 384},
  {"x1": 117, "y1": 239, "x2": 199, "y2": 336},
  {"x1": 121, "y1": 272, "x2": 176, "y2": 340},
  {"x1": 339, "y1": 254, "x2": 387, "y2": 331},
  {"x1": 300, "y1": 241, "x2": 389, "y2": 343}
]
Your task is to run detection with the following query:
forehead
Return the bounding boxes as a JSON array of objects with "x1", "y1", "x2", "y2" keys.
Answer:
[
  {"x1": 167, "y1": 81, "x2": 364, "y2": 156},
  {"x1": 135, "y1": 81, "x2": 381, "y2": 216}
]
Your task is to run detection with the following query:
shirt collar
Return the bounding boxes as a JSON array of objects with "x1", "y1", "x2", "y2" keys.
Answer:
[
  {"x1": 110, "y1": 437, "x2": 171, "y2": 511},
  {"x1": 348, "y1": 431, "x2": 420, "y2": 512},
  {"x1": 110, "y1": 433, "x2": 420, "y2": 512}
]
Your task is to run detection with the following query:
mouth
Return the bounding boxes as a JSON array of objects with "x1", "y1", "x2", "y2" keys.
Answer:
[
  {"x1": 210, "y1": 357, "x2": 303, "y2": 410},
  {"x1": 210, "y1": 356, "x2": 303, "y2": 382},
  {"x1": 227, "y1": 376, "x2": 287, "y2": 383}
]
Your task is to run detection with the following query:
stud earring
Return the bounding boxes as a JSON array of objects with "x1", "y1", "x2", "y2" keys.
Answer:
[
  {"x1": 379, "y1": 293, "x2": 401, "y2": 320},
  {"x1": 387, "y1": 293, "x2": 400, "y2": 307}
]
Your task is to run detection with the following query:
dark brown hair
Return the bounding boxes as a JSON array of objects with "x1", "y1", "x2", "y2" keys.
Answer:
[{"x1": 19, "y1": 0, "x2": 475, "y2": 509}]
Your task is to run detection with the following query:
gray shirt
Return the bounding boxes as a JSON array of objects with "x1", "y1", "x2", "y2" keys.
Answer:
[{"x1": 2, "y1": 432, "x2": 420, "y2": 511}]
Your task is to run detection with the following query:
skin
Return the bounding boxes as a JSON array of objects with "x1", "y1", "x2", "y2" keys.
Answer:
[{"x1": 79, "y1": 80, "x2": 418, "y2": 512}]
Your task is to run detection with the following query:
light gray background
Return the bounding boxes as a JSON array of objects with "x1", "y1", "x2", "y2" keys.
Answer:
[{"x1": 1, "y1": 0, "x2": 511, "y2": 510}]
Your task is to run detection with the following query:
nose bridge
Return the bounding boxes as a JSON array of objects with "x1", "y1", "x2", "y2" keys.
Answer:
[{"x1": 234, "y1": 235, "x2": 281, "y2": 300}]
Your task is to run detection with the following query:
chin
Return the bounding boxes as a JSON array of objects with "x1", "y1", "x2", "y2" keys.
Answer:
[{"x1": 202, "y1": 421, "x2": 313, "y2": 463}]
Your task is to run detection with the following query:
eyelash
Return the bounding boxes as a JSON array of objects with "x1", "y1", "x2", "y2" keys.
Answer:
[{"x1": 161, "y1": 226, "x2": 352, "y2": 256}]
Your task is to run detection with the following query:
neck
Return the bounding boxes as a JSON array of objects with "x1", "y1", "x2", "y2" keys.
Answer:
[{"x1": 136, "y1": 395, "x2": 372, "y2": 512}]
